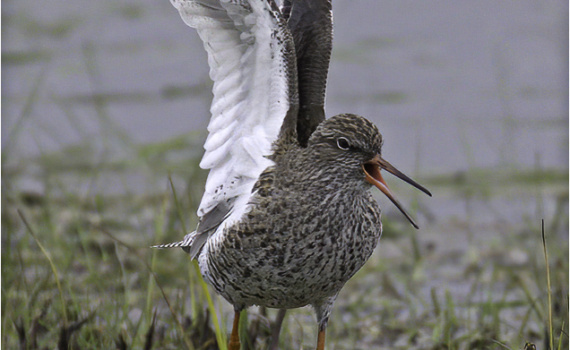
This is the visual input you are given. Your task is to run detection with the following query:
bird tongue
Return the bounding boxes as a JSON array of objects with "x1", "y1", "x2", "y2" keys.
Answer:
[{"x1": 363, "y1": 156, "x2": 431, "y2": 229}]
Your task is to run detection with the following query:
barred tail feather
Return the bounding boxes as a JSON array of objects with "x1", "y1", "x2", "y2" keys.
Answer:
[
  {"x1": 151, "y1": 231, "x2": 198, "y2": 255},
  {"x1": 151, "y1": 241, "x2": 188, "y2": 249}
]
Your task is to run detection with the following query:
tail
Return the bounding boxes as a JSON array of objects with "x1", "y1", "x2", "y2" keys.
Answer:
[
  {"x1": 151, "y1": 230, "x2": 207, "y2": 259},
  {"x1": 152, "y1": 231, "x2": 196, "y2": 252}
]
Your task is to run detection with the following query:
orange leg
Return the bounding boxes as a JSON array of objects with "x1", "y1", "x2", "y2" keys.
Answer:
[
  {"x1": 228, "y1": 310, "x2": 241, "y2": 350},
  {"x1": 316, "y1": 327, "x2": 326, "y2": 350}
]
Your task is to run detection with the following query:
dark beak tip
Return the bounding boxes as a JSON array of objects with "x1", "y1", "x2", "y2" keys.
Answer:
[{"x1": 409, "y1": 219, "x2": 420, "y2": 230}]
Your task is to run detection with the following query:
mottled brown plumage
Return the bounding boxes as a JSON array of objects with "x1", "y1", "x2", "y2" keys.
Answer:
[{"x1": 203, "y1": 114, "x2": 383, "y2": 323}]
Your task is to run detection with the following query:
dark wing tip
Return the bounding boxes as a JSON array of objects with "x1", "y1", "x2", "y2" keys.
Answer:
[{"x1": 286, "y1": 0, "x2": 333, "y2": 146}]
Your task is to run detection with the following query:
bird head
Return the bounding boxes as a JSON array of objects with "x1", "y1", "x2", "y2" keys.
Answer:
[{"x1": 307, "y1": 113, "x2": 431, "y2": 229}]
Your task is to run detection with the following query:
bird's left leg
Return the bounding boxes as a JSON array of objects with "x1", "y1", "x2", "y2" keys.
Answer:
[{"x1": 228, "y1": 310, "x2": 241, "y2": 350}]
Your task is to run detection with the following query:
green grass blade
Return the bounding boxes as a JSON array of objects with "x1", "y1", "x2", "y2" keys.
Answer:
[
  {"x1": 193, "y1": 262, "x2": 228, "y2": 350},
  {"x1": 98, "y1": 227, "x2": 195, "y2": 349},
  {"x1": 168, "y1": 174, "x2": 228, "y2": 349},
  {"x1": 556, "y1": 321, "x2": 564, "y2": 350},
  {"x1": 17, "y1": 209, "x2": 68, "y2": 326},
  {"x1": 541, "y1": 219, "x2": 554, "y2": 350}
]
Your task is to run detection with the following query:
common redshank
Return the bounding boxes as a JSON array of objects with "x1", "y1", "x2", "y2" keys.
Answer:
[{"x1": 154, "y1": 0, "x2": 432, "y2": 349}]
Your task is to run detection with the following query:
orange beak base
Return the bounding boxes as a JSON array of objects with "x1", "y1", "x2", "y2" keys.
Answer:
[{"x1": 363, "y1": 155, "x2": 431, "y2": 229}]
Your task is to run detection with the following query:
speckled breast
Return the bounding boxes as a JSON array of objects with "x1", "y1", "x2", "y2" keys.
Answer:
[{"x1": 200, "y1": 191, "x2": 383, "y2": 310}]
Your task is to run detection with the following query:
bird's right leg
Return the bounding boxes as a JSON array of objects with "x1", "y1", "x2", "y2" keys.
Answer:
[
  {"x1": 313, "y1": 296, "x2": 336, "y2": 350},
  {"x1": 316, "y1": 325, "x2": 326, "y2": 350},
  {"x1": 228, "y1": 310, "x2": 241, "y2": 350}
]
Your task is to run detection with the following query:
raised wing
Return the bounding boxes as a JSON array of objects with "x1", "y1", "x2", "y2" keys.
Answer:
[
  {"x1": 171, "y1": 0, "x2": 298, "y2": 228},
  {"x1": 281, "y1": 0, "x2": 332, "y2": 146}
]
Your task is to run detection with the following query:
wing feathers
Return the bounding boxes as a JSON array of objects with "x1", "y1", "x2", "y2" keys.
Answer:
[
  {"x1": 284, "y1": 0, "x2": 332, "y2": 146},
  {"x1": 203, "y1": 119, "x2": 237, "y2": 151},
  {"x1": 172, "y1": 0, "x2": 298, "y2": 218},
  {"x1": 207, "y1": 101, "x2": 245, "y2": 133}
]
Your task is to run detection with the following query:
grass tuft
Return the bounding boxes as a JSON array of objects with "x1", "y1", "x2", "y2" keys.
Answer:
[{"x1": 17, "y1": 209, "x2": 68, "y2": 326}]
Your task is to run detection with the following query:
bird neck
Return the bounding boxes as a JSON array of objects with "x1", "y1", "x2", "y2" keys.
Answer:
[{"x1": 278, "y1": 146, "x2": 370, "y2": 194}]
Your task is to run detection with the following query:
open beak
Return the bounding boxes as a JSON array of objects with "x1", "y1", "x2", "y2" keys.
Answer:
[{"x1": 363, "y1": 155, "x2": 432, "y2": 229}]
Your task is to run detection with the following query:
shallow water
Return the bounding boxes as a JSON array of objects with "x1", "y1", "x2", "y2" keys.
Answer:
[
  {"x1": 4, "y1": 0, "x2": 568, "y2": 228},
  {"x1": 4, "y1": 0, "x2": 567, "y2": 166}
]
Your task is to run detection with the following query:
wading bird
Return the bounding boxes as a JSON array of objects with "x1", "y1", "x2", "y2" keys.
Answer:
[{"x1": 154, "y1": 0, "x2": 431, "y2": 349}]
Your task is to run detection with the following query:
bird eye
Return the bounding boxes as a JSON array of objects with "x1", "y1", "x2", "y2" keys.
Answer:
[{"x1": 337, "y1": 137, "x2": 350, "y2": 150}]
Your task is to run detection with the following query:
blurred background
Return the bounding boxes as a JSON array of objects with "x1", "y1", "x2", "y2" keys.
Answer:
[{"x1": 3, "y1": 0, "x2": 568, "y2": 349}]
